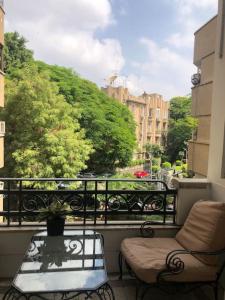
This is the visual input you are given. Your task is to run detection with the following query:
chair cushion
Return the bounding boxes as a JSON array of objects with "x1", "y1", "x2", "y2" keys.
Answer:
[
  {"x1": 176, "y1": 200, "x2": 225, "y2": 265},
  {"x1": 121, "y1": 237, "x2": 217, "y2": 284}
]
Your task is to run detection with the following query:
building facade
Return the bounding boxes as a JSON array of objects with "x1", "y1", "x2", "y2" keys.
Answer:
[
  {"x1": 188, "y1": 15, "x2": 217, "y2": 177},
  {"x1": 0, "y1": 1, "x2": 4, "y2": 169},
  {"x1": 102, "y1": 86, "x2": 169, "y2": 154}
]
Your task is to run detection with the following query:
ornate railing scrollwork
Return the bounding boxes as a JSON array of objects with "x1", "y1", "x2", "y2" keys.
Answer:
[{"x1": 0, "y1": 178, "x2": 177, "y2": 226}]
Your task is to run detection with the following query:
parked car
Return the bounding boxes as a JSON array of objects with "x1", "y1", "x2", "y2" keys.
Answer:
[{"x1": 134, "y1": 170, "x2": 149, "y2": 178}]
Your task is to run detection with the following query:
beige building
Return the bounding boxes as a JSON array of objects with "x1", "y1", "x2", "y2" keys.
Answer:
[
  {"x1": 102, "y1": 86, "x2": 169, "y2": 154},
  {"x1": 188, "y1": 14, "x2": 217, "y2": 177},
  {"x1": 188, "y1": 0, "x2": 225, "y2": 181},
  {"x1": 0, "y1": 1, "x2": 4, "y2": 169}
]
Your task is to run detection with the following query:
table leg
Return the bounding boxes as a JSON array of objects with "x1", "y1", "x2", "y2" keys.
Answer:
[
  {"x1": 3, "y1": 287, "x2": 28, "y2": 300},
  {"x1": 95, "y1": 282, "x2": 115, "y2": 300}
]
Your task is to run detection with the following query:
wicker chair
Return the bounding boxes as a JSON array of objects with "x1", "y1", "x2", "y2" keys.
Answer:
[{"x1": 119, "y1": 200, "x2": 225, "y2": 300}]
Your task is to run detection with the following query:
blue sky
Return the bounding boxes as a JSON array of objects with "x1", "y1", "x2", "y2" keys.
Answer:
[{"x1": 5, "y1": 0, "x2": 217, "y2": 99}]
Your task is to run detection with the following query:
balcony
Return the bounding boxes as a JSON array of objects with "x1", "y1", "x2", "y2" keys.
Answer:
[
  {"x1": 0, "y1": 177, "x2": 218, "y2": 299},
  {"x1": 0, "y1": 177, "x2": 222, "y2": 299}
]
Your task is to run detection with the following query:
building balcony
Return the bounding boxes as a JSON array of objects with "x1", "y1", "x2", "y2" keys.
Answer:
[{"x1": 0, "y1": 177, "x2": 222, "y2": 299}]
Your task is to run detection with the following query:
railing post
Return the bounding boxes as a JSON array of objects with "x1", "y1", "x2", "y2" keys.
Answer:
[{"x1": 104, "y1": 181, "x2": 109, "y2": 225}]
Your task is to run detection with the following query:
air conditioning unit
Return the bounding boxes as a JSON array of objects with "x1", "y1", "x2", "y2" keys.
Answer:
[{"x1": 0, "y1": 121, "x2": 5, "y2": 136}]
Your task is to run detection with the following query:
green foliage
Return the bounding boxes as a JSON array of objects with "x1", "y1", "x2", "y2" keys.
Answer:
[
  {"x1": 4, "y1": 32, "x2": 34, "y2": 74},
  {"x1": 166, "y1": 117, "x2": 197, "y2": 163},
  {"x1": 175, "y1": 165, "x2": 182, "y2": 172},
  {"x1": 162, "y1": 162, "x2": 172, "y2": 169},
  {"x1": 3, "y1": 32, "x2": 136, "y2": 177},
  {"x1": 107, "y1": 173, "x2": 137, "y2": 190},
  {"x1": 152, "y1": 158, "x2": 160, "y2": 166},
  {"x1": 182, "y1": 164, "x2": 188, "y2": 172},
  {"x1": 36, "y1": 62, "x2": 136, "y2": 173},
  {"x1": 145, "y1": 143, "x2": 163, "y2": 158},
  {"x1": 152, "y1": 165, "x2": 160, "y2": 173},
  {"x1": 175, "y1": 160, "x2": 182, "y2": 166},
  {"x1": 1, "y1": 64, "x2": 93, "y2": 182},
  {"x1": 169, "y1": 96, "x2": 192, "y2": 121},
  {"x1": 129, "y1": 159, "x2": 145, "y2": 167},
  {"x1": 38, "y1": 200, "x2": 71, "y2": 221},
  {"x1": 166, "y1": 96, "x2": 197, "y2": 163}
]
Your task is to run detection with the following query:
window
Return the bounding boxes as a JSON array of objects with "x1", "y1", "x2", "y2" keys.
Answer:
[
  {"x1": 149, "y1": 109, "x2": 153, "y2": 117},
  {"x1": 156, "y1": 108, "x2": 160, "y2": 119},
  {"x1": 164, "y1": 111, "x2": 168, "y2": 119}
]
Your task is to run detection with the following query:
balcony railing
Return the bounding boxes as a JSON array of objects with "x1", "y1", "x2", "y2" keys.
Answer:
[{"x1": 0, "y1": 178, "x2": 177, "y2": 227}]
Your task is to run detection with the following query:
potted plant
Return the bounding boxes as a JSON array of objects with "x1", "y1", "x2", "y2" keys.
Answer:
[{"x1": 38, "y1": 200, "x2": 70, "y2": 236}]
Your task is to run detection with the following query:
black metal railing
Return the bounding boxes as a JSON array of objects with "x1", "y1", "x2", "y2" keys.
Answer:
[{"x1": 0, "y1": 178, "x2": 177, "y2": 226}]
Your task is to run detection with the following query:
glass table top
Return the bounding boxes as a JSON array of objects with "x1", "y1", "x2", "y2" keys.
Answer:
[{"x1": 13, "y1": 230, "x2": 108, "y2": 293}]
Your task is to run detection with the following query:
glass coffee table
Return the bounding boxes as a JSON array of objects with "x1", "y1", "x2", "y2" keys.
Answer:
[{"x1": 3, "y1": 230, "x2": 115, "y2": 300}]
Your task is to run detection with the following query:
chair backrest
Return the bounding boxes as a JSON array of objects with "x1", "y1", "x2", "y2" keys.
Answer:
[{"x1": 176, "y1": 200, "x2": 225, "y2": 265}]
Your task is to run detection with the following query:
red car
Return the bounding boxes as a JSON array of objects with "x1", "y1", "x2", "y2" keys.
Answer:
[{"x1": 134, "y1": 170, "x2": 149, "y2": 178}]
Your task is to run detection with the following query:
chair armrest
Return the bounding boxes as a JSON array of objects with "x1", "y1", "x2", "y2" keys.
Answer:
[
  {"x1": 166, "y1": 248, "x2": 225, "y2": 268},
  {"x1": 157, "y1": 248, "x2": 225, "y2": 283},
  {"x1": 140, "y1": 221, "x2": 155, "y2": 238}
]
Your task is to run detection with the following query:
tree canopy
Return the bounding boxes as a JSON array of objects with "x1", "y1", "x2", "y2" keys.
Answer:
[
  {"x1": 145, "y1": 143, "x2": 163, "y2": 158},
  {"x1": 4, "y1": 32, "x2": 34, "y2": 74},
  {"x1": 36, "y1": 62, "x2": 136, "y2": 173},
  {"x1": 166, "y1": 96, "x2": 197, "y2": 163},
  {"x1": 169, "y1": 96, "x2": 192, "y2": 121},
  {"x1": 1, "y1": 64, "x2": 93, "y2": 180},
  {"x1": 3, "y1": 32, "x2": 136, "y2": 175}
]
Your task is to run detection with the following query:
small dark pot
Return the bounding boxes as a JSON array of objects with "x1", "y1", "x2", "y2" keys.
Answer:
[{"x1": 47, "y1": 217, "x2": 65, "y2": 236}]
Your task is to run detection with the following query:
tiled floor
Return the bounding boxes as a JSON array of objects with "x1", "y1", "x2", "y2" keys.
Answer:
[{"x1": 0, "y1": 276, "x2": 216, "y2": 300}]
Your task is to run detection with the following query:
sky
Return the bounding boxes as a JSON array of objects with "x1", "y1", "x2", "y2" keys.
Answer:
[{"x1": 5, "y1": 0, "x2": 218, "y2": 100}]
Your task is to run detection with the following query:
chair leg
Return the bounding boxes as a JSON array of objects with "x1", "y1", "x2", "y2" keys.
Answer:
[
  {"x1": 140, "y1": 285, "x2": 149, "y2": 300},
  {"x1": 118, "y1": 251, "x2": 123, "y2": 280},
  {"x1": 213, "y1": 284, "x2": 218, "y2": 300}
]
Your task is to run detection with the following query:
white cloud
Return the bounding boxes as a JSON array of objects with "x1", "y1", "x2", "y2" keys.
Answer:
[
  {"x1": 167, "y1": 0, "x2": 218, "y2": 49},
  {"x1": 175, "y1": 0, "x2": 217, "y2": 16},
  {"x1": 5, "y1": 0, "x2": 124, "y2": 84},
  {"x1": 127, "y1": 38, "x2": 195, "y2": 99}
]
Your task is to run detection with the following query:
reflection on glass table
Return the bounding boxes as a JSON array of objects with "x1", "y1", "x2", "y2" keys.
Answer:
[{"x1": 3, "y1": 230, "x2": 115, "y2": 300}]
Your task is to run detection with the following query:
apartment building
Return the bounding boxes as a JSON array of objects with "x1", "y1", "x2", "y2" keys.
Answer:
[
  {"x1": 188, "y1": 15, "x2": 217, "y2": 177},
  {"x1": 102, "y1": 85, "x2": 169, "y2": 153},
  {"x1": 0, "y1": 1, "x2": 4, "y2": 169}
]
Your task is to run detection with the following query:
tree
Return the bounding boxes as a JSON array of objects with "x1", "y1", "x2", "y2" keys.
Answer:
[
  {"x1": 166, "y1": 96, "x2": 197, "y2": 163},
  {"x1": 145, "y1": 143, "x2": 163, "y2": 158},
  {"x1": 4, "y1": 32, "x2": 34, "y2": 74},
  {"x1": 3, "y1": 32, "x2": 136, "y2": 174},
  {"x1": 1, "y1": 64, "x2": 93, "y2": 181},
  {"x1": 36, "y1": 62, "x2": 136, "y2": 173},
  {"x1": 169, "y1": 96, "x2": 192, "y2": 121}
]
